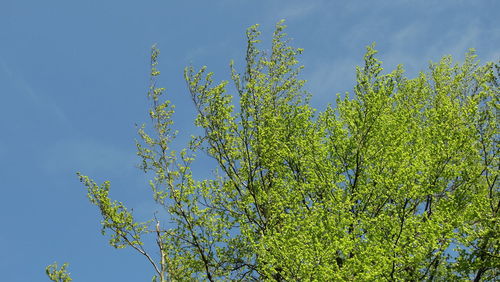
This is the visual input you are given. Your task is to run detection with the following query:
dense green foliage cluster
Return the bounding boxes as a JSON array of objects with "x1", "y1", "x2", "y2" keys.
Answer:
[{"x1": 48, "y1": 22, "x2": 498, "y2": 281}]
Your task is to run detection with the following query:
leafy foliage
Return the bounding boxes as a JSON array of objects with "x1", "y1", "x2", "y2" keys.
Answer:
[
  {"x1": 46, "y1": 263, "x2": 72, "y2": 282},
  {"x1": 49, "y1": 21, "x2": 499, "y2": 281}
]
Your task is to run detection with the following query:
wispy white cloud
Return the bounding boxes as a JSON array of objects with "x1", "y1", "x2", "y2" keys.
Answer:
[
  {"x1": 275, "y1": 1, "x2": 320, "y2": 21},
  {"x1": 298, "y1": 1, "x2": 499, "y2": 105},
  {"x1": 41, "y1": 138, "x2": 137, "y2": 177},
  {"x1": 305, "y1": 57, "x2": 358, "y2": 105},
  {"x1": 0, "y1": 57, "x2": 71, "y2": 128},
  {"x1": 381, "y1": 18, "x2": 498, "y2": 76}
]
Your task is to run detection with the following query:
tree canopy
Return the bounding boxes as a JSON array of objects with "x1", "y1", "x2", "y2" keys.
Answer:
[{"x1": 48, "y1": 21, "x2": 499, "y2": 281}]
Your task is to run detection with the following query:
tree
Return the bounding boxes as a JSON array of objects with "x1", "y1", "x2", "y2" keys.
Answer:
[{"x1": 49, "y1": 21, "x2": 499, "y2": 281}]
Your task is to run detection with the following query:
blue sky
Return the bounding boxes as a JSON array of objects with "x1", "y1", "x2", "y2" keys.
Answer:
[{"x1": 0, "y1": 0, "x2": 498, "y2": 280}]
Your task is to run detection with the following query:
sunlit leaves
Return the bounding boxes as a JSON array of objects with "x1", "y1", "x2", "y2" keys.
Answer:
[
  {"x1": 46, "y1": 263, "x2": 72, "y2": 282},
  {"x1": 49, "y1": 21, "x2": 499, "y2": 281}
]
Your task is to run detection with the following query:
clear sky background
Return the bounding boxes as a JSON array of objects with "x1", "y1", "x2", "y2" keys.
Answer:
[{"x1": 1, "y1": 0, "x2": 498, "y2": 281}]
